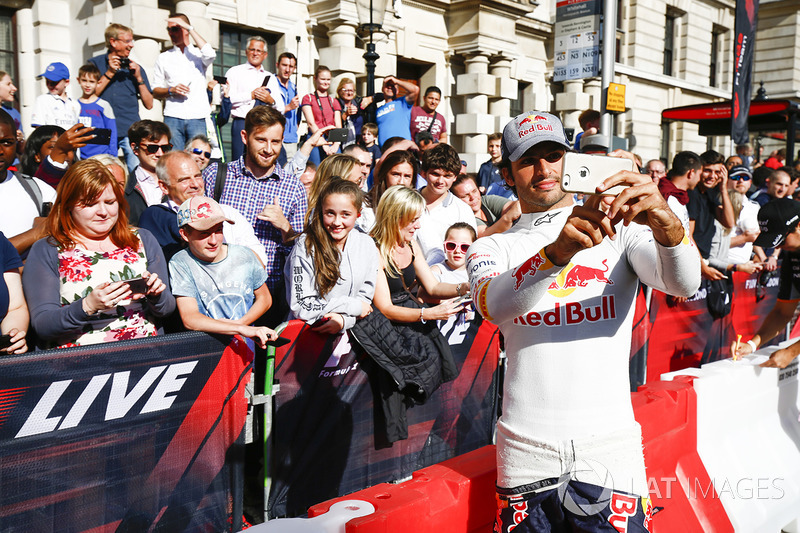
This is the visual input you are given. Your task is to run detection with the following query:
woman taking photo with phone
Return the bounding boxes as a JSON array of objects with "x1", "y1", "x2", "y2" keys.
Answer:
[{"x1": 24, "y1": 159, "x2": 175, "y2": 348}]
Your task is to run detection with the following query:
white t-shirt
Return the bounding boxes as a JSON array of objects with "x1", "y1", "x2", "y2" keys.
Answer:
[
  {"x1": 30, "y1": 93, "x2": 81, "y2": 128},
  {"x1": 728, "y1": 198, "x2": 760, "y2": 264},
  {"x1": 0, "y1": 171, "x2": 57, "y2": 238},
  {"x1": 416, "y1": 191, "x2": 477, "y2": 265},
  {"x1": 153, "y1": 43, "x2": 216, "y2": 120}
]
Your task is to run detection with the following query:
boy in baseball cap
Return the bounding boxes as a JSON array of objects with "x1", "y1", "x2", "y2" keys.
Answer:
[
  {"x1": 169, "y1": 196, "x2": 277, "y2": 348},
  {"x1": 31, "y1": 62, "x2": 81, "y2": 128}
]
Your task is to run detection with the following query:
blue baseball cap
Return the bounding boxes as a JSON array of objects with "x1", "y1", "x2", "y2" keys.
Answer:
[{"x1": 39, "y1": 62, "x2": 70, "y2": 82}]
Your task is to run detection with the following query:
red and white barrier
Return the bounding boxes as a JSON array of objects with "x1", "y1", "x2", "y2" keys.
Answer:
[{"x1": 662, "y1": 341, "x2": 800, "y2": 533}]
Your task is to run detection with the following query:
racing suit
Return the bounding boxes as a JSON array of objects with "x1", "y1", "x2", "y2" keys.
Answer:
[{"x1": 467, "y1": 204, "x2": 700, "y2": 530}]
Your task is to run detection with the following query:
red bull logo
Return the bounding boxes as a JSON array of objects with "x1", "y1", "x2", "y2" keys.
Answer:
[
  {"x1": 511, "y1": 252, "x2": 548, "y2": 290},
  {"x1": 608, "y1": 492, "x2": 638, "y2": 532},
  {"x1": 512, "y1": 296, "x2": 616, "y2": 327},
  {"x1": 517, "y1": 114, "x2": 554, "y2": 138},
  {"x1": 548, "y1": 259, "x2": 614, "y2": 297}
]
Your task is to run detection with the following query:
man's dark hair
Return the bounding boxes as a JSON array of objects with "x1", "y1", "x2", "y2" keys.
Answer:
[
  {"x1": 381, "y1": 136, "x2": 407, "y2": 152},
  {"x1": 667, "y1": 151, "x2": 702, "y2": 179},
  {"x1": 452, "y1": 173, "x2": 478, "y2": 190},
  {"x1": 244, "y1": 105, "x2": 285, "y2": 135},
  {"x1": 424, "y1": 86, "x2": 441, "y2": 97},
  {"x1": 168, "y1": 13, "x2": 191, "y2": 24},
  {"x1": 578, "y1": 109, "x2": 600, "y2": 129},
  {"x1": 128, "y1": 120, "x2": 171, "y2": 145},
  {"x1": 421, "y1": 142, "x2": 461, "y2": 174},
  {"x1": 753, "y1": 166, "x2": 774, "y2": 188},
  {"x1": 700, "y1": 149, "x2": 725, "y2": 166},
  {"x1": 0, "y1": 108, "x2": 15, "y2": 133},
  {"x1": 415, "y1": 131, "x2": 434, "y2": 146},
  {"x1": 277, "y1": 52, "x2": 296, "y2": 63}
]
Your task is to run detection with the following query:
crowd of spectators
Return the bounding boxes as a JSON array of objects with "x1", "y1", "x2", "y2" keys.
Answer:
[{"x1": 1, "y1": 21, "x2": 798, "y2": 371}]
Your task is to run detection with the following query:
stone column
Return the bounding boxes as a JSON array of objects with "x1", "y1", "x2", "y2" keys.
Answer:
[
  {"x1": 555, "y1": 79, "x2": 590, "y2": 135},
  {"x1": 488, "y1": 56, "x2": 517, "y2": 135},
  {"x1": 455, "y1": 54, "x2": 495, "y2": 172},
  {"x1": 15, "y1": 8, "x2": 36, "y2": 130},
  {"x1": 319, "y1": 22, "x2": 366, "y2": 85}
]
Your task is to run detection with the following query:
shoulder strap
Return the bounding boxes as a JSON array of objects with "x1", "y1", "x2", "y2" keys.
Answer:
[
  {"x1": 15, "y1": 171, "x2": 45, "y2": 216},
  {"x1": 213, "y1": 162, "x2": 228, "y2": 202},
  {"x1": 426, "y1": 112, "x2": 439, "y2": 132}
]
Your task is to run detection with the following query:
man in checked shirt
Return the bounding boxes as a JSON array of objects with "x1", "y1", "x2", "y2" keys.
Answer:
[{"x1": 203, "y1": 105, "x2": 306, "y2": 325}]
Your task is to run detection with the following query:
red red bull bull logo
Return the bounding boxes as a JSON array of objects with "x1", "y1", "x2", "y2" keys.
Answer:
[
  {"x1": 548, "y1": 259, "x2": 614, "y2": 297},
  {"x1": 511, "y1": 252, "x2": 549, "y2": 290},
  {"x1": 517, "y1": 114, "x2": 554, "y2": 138},
  {"x1": 512, "y1": 296, "x2": 616, "y2": 327},
  {"x1": 607, "y1": 492, "x2": 638, "y2": 532}
]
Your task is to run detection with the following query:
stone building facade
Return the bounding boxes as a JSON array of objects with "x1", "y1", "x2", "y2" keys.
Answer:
[{"x1": 0, "y1": 0, "x2": 798, "y2": 168}]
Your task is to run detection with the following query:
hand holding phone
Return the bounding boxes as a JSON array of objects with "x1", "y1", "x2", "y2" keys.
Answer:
[{"x1": 560, "y1": 153, "x2": 633, "y2": 196}]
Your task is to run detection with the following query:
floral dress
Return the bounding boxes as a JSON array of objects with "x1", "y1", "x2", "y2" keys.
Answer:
[{"x1": 57, "y1": 233, "x2": 157, "y2": 347}]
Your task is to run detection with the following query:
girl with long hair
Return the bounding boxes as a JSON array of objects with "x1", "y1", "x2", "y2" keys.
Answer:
[
  {"x1": 286, "y1": 178, "x2": 377, "y2": 334},
  {"x1": 357, "y1": 150, "x2": 419, "y2": 233}
]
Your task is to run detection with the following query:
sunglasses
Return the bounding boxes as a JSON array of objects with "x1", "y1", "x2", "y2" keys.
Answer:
[
  {"x1": 444, "y1": 241, "x2": 471, "y2": 253},
  {"x1": 167, "y1": 26, "x2": 183, "y2": 33},
  {"x1": 191, "y1": 147, "x2": 211, "y2": 158},
  {"x1": 729, "y1": 175, "x2": 752, "y2": 181},
  {"x1": 139, "y1": 143, "x2": 173, "y2": 154}
]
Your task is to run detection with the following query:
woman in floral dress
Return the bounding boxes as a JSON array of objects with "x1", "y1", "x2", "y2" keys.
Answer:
[{"x1": 23, "y1": 159, "x2": 175, "y2": 348}]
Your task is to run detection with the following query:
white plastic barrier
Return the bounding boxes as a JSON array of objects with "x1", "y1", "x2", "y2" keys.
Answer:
[
  {"x1": 662, "y1": 340, "x2": 800, "y2": 533},
  {"x1": 244, "y1": 500, "x2": 375, "y2": 532}
]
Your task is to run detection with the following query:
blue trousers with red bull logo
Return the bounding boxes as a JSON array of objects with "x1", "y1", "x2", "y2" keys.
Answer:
[{"x1": 495, "y1": 479, "x2": 652, "y2": 533}]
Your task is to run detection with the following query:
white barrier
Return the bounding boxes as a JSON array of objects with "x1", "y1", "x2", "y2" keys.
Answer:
[
  {"x1": 244, "y1": 500, "x2": 375, "y2": 532},
  {"x1": 662, "y1": 340, "x2": 800, "y2": 533}
]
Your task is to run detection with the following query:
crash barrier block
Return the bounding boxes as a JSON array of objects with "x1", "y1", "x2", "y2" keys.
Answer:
[
  {"x1": 246, "y1": 500, "x2": 375, "y2": 532},
  {"x1": 631, "y1": 377, "x2": 734, "y2": 532},
  {"x1": 306, "y1": 445, "x2": 497, "y2": 532},
  {"x1": 662, "y1": 341, "x2": 800, "y2": 533}
]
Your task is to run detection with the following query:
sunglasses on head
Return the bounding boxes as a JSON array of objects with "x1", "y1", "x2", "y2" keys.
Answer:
[
  {"x1": 191, "y1": 147, "x2": 211, "y2": 158},
  {"x1": 139, "y1": 142, "x2": 172, "y2": 154},
  {"x1": 444, "y1": 241, "x2": 471, "y2": 253},
  {"x1": 729, "y1": 174, "x2": 751, "y2": 181}
]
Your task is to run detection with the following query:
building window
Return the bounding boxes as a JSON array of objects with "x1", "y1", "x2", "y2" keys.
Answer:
[
  {"x1": 663, "y1": 13, "x2": 676, "y2": 76},
  {"x1": 0, "y1": 9, "x2": 16, "y2": 80},
  {"x1": 710, "y1": 27, "x2": 725, "y2": 88},
  {"x1": 214, "y1": 25, "x2": 278, "y2": 158},
  {"x1": 510, "y1": 82, "x2": 529, "y2": 119},
  {"x1": 660, "y1": 122, "x2": 671, "y2": 162}
]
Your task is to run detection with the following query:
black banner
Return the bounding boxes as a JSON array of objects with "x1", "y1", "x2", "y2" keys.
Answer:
[
  {"x1": 731, "y1": 0, "x2": 759, "y2": 145},
  {"x1": 268, "y1": 315, "x2": 501, "y2": 518},
  {"x1": 0, "y1": 332, "x2": 252, "y2": 533}
]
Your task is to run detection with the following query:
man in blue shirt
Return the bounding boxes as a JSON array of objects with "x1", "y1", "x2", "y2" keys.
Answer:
[
  {"x1": 375, "y1": 75, "x2": 419, "y2": 148},
  {"x1": 273, "y1": 52, "x2": 300, "y2": 165},
  {"x1": 89, "y1": 23, "x2": 154, "y2": 173}
]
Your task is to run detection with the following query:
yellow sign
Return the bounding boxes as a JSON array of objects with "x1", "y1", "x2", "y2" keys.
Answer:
[{"x1": 606, "y1": 83, "x2": 626, "y2": 113}]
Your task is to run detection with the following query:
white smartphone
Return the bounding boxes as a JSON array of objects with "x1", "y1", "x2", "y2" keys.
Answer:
[{"x1": 560, "y1": 153, "x2": 634, "y2": 196}]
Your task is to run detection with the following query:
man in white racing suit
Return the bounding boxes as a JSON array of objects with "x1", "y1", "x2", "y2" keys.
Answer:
[{"x1": 467, "y1": 111, "x2": 701, "y2": 532}]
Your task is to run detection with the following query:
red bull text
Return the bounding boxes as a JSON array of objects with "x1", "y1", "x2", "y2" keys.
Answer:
[{"x1": 512, "y1": 296, "x2": 616, "y2": 327}]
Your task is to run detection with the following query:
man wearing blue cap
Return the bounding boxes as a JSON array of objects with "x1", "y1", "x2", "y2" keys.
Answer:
[{"x1": 31, "y1": 62, "x2": 81, "y2": 128}]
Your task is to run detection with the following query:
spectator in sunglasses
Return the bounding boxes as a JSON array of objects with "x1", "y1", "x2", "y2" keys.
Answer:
[
  {"x1": 185, "y1": 134, "x2": 213, "y2": 170},
  {"x1": 727, "y1": 165, "x2": 764, "y2": 265},
  {"x1": 419, "y1": 222, "x2": 475, "y2": 305},
  {"x1": 125, "y1": 119, "x2": 173, "y2": 225}
]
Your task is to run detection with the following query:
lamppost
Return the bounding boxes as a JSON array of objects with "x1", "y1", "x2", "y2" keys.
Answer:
[{"x1": 355, "y1": 0, "x2": 387, "y2": 97}]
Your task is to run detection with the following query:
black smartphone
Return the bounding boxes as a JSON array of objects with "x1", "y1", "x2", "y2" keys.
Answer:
[
  {"x1": 310, "y1": 317, "x2": 331, "y2": 328},
  {"x1": 213, "y1": 75, "x2": 227, "y2": 85},
  {"x1": 41, "y1": 202, "x2": 52, "y2": 217},
  {"x1": 84, "y1": 128, "x2": 112, "y2": 145},
  {"x1": 124, "y1": 277, "x2": 148, "y2": 295},
  {"x1": 0, "y1": 334, "x2": 13, "y2": 350},
  {"x1": 326, "y1": 128, "x2": 348, "y2": 144},
  {"x1": 261, "y1": 75, "x2": 271, "y2": 87},
  {"x1": 265, "y1": 337, "x2": 291, "y2": 348}
]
